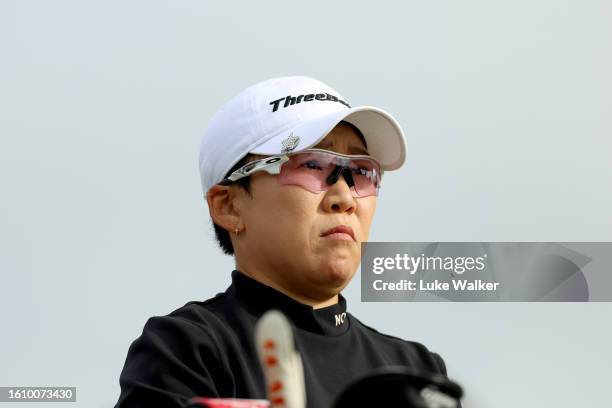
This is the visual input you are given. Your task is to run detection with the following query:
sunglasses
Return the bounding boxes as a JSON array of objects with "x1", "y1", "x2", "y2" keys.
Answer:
[{"x1": 219, "y1": 148, "x2": 383, "y2": 198}]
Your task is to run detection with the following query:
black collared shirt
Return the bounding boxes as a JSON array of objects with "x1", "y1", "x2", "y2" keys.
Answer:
[{"x1": 116, "y1": 270, "x2": 452, "y2": 408}]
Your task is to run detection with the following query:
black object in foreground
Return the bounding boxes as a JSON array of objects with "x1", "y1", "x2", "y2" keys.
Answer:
[{"x1": 332, "y1": 366, "x2": 463, "y2": 408}]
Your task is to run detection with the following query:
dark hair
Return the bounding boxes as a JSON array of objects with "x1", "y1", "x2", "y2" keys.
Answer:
[{"x1": 212, "y1": 121, "x2": 367, "y2": 255}]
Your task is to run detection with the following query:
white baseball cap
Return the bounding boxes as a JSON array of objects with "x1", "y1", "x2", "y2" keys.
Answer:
[{"x1": 199, "y1": 76, "x2": 407, "y2": 194}]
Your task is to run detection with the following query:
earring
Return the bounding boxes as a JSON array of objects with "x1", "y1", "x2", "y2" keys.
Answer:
[{"x1": 234, "y1": 227, "x2": 240, "y2": 235}]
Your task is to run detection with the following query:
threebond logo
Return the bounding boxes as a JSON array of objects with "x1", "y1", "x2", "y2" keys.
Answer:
[{"x1": 269, "y1": 93, "x2": 351, "y2": 112}]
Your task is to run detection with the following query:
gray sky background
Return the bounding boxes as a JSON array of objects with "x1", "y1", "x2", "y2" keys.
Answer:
[{"x1": 1, "y1": 1, "x2": 611, "y2": 407}]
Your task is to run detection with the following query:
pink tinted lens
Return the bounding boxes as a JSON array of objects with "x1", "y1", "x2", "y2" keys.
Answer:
[{"x1": 278, "y1": 152, "x2": 380, "y2": 197}]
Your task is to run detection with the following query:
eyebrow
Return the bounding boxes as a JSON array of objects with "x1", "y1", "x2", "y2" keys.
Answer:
[{"x1": 316, "y1": 143, "x2": 369, "y2": 156}]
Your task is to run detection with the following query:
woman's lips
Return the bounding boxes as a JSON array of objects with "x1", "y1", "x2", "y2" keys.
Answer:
[
  {"x1": 322, "y1": 232, "x2": 354, "y2": 241},
  {"x1": 321, "y1": 225, "x2": 355, "y2": 241}
]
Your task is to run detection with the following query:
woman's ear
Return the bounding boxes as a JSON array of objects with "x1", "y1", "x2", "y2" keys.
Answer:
[{"x1": 206, "y1": 185, "x2": 243, "y2": 232}]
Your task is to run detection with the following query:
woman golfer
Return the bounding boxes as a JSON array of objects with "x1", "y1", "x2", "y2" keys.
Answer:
[{"x1": 115, "y1": 76, "x2": 457, "y2": 408}]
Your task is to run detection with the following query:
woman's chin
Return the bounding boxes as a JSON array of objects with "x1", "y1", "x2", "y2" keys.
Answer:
[{"x1": 320, "y1": 259, "x2": 357, "y2": 286}]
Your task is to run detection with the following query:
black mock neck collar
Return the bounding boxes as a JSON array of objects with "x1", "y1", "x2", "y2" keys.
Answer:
[{"x1": 226, "y1": 270, "x2": 349, "y2": 336}]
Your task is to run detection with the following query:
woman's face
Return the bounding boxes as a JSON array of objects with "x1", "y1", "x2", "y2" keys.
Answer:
[{"x1": 233, "y1": 123, "x2": 378, "y2": 304}]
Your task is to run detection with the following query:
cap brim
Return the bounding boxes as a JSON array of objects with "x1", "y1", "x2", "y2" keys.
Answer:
[{"x1": 250, "y1": 106, "x2": 407, "y2": 171}]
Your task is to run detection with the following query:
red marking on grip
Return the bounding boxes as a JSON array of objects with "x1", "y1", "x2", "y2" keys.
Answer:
[
  {"x1": 265, "y1": 355, "x2": 278, "y2": 367},
  {"x1": 269, "y1": 380, "x2": 283, "y2": 392},
  {"x1": 271, "y1": 396, "x2": 285, "y2": 406}
]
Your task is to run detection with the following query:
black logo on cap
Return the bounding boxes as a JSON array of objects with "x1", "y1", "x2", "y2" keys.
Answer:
[{"x1": 269, "y1": 93, "x2": 351, "y2": 112}]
